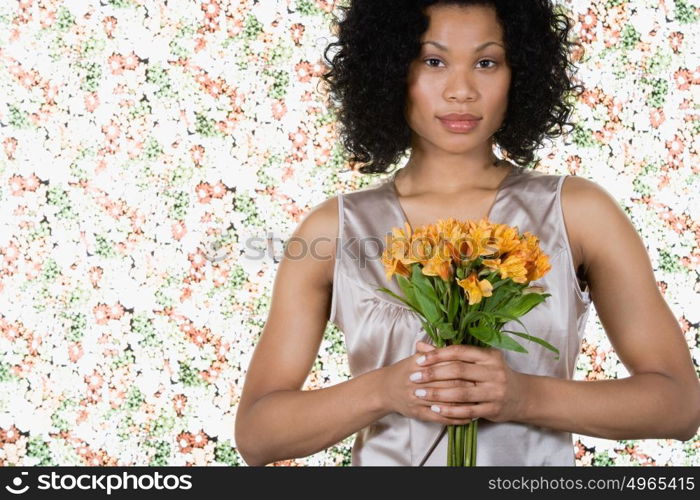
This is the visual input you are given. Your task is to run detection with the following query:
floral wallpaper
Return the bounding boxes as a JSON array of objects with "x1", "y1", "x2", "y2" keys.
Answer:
[{"x1": 0, "y1": 0, "x2": 697, "y2": 466}]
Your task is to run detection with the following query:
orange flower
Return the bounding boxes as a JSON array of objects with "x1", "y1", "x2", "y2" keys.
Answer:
[
  {"x1": 444, "y1": 220, "x2": 477, "y2": 264},
  {"x1": 435, "y1": 217, "x2": 464, "y2": 244},
  {"x1": 380, "y1": 249, "x2": 411, "y2": 279},
  {"x1": 493, "y1": 252, "x2": 529, "y2": 283},
  {"x1": 528, "y1": 251, "x2": 551, "y2": 281},
  {"x1": 457, "y1": 271, "x2": 493, "y2": 305},
  {"x1": 381, "y1": 222, "x2": 413, "y2": 279},
  {"x1": 382, "y1": 217, "x2": 551, "y2": 285},
  {"x1": 490, "y1": 222, "x2": 521, "y2": 255},
  {"x1": 521, "y1": 232, "x2": 541, "y2": 254},
  {"x1": 481, "y1": 256, "x2": 501, "y2": 270},
  {"x1": 510, "y1": 232, "x2": 551, "y2": 282},
  {"x1": 422, "y1": 250, "x2": 453, "y2": 281},
  {"x1": 465, "y1": 218, "x2": 499, "y2": 257},
  {"x1": 404, "y1": 227, "x2": 440, "y2": 265}
]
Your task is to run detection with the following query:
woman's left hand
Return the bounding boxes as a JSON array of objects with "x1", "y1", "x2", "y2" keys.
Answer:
[{"x1": 410, "y1": 341, "x2": 529, "y2": 423}]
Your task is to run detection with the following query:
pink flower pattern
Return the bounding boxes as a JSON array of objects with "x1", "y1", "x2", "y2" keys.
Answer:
[{"x1": 0, "y1": 0, "x2": 697, "y2": 467}]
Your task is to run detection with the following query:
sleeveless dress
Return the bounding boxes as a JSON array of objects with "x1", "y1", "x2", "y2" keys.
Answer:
[{"x1": 328, "y1": 165, "x2": 592, "y2": 466}]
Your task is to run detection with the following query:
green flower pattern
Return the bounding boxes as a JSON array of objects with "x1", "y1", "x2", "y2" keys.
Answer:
[{"x1": 0, "y1": 0, "x2": 697, "y2": 466}]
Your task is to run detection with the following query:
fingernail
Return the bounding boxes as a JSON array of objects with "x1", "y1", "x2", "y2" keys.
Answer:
[
  {"x1": 409, "y1": 371, "x2": 422, "y2": 382},
  {"x1": 416, "y1": 355, "x2": 426, "y2": 365},
  {"x1": 414, "y1": 389, "x2": 426, "y2": 398},
  {"x1": 431, "y1": 405, "x2": 441, "y2": 413}
]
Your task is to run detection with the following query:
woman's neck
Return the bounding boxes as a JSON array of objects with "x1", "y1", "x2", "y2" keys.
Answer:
[{"x1": 397, "y1": 156, "x2": 511, "y2": 196}]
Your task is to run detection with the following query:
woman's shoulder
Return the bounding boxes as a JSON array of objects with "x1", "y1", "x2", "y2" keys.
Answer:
[
  {"x1": 297, "y1": 195, "x2": 339, "y2": 232},
  {"x1": 513, "y1": 166, "x2": 602, "y2": 196},
  {"x1": 559, "y1": 173, "x2": 625, "y2": 276},
  {"x1": 288, "y1": 195, "x2": 340, "y2": 287},
  {"x1": 559, "y1": 174, "x2": 610, "y2": 205},
  {"x1": 513, "y1": 165, "x2": 563, "y2": 184},
  {"x1": 296, "y1": 174, "x2": 392, "y2": 246}
]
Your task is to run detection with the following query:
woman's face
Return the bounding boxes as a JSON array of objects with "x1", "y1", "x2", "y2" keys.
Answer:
[{"x1": 404, "y1": 4, "x2": 511, "y2": 154}]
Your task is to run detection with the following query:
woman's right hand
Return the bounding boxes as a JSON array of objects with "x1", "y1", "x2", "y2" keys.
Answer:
[{"x1": 380, "y1": 340, "x2": 477, "y2": 426}]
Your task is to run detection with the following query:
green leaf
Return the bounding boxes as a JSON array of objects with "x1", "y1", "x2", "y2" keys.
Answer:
[
  {"x1": 411, "y1": 265, "x2": 439, "y2": 302},
  {"x1": 412, "y1": 284, "x2": 442, "y2": 324},
  {"x1": 374, "y1": 287, "x2": 422, "y2": 315},
  {"x1": 467, "y1": 322, "x2": 495, "y2": 344},
  {"x1": 396, "y1": 274, "x2": 419, "y2": 310},
  {"x1": 458, "y1": 309, "x2": 479, "y2": 333},
  {"x1": 447, "y1": 285, "x2": 459, "y2": 323},
  {"x1": 510, "y1": 315, "x2": 532, "y2": 335},
  {"x1": 408, "y1": 265, "x2": 443, "y2": 322},
  {"x1": 436, "y1": 279, "x2": 449, "y2": 315},
  {"x1": 490, "y1": 311, "x2": 517, "y2": 322},
  {"x1": 493, "y1": 293, "x2": 516, "y2": 313},
  {"x1": 435, "y1": 321, "x2": 457, "y2": 340},
  {"x1": 485, "y1": 331, "x2": 528, "y2": 353},
  {"x1": 435, "y1": 278, "x2": 445, "y2": 298},
  {"x1": 466, "y1": 318, "x2": 526, "y2": 353},
  {"x1": 420, "y1": 320, "x2": 439, "y2": 345},
  {"x1": 491, "y1": 277, "x2": 509, "y2": 290},
  {"x1": 439, "y1": 279, "x2": 453, "y2": 316},
  {"x1": 499, "y1": 316, "x2": 559, "y2": 360},
  {"x1": 459, "y1": 309, "x2": 469, "y2": 334},
  {"x1": 502, "y1": 292, "x2": 550, "y2": 317},
  {"x1": 481, "y1": 285, "x2": 504, "y2": 312},
  {"x1": 478, "y1": 269, "x2": 495, "y2": 279},
  {"x1": 502, "y1": 329, "x2": 560, "y2": 358}
]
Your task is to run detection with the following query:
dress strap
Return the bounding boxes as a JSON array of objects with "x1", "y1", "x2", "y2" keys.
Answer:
[
  {"x1": 418, "y1": 425, "x2": 447, "y2": 466},
  {"x1": 328, "y1": 193, "x2": 344, "y2": 325}
]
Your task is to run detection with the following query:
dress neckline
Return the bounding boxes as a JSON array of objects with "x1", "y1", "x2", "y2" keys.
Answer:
[{"x1": 387, "y1": 162, "x2": 521, "y2": 230}]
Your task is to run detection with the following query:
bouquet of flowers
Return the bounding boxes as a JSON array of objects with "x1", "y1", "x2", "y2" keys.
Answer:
[{"x1": 376, "y1": 217, "x2": 559, "y2": 466}]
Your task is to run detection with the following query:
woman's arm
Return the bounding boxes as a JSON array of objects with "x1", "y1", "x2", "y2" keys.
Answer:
[
  {"x1": 234, "y1": 196, "x2": 388, "y2": 466},
  {"x1": 518, "y1": 176, "x2": 700, "y2": 440}
]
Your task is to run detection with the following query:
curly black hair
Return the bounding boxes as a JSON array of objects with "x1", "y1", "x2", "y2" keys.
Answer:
[{"x1": 320, "y1": 0, "x2": 585, "y2": 174}]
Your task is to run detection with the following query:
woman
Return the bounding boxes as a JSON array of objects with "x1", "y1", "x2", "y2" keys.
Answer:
[{"x1": 234, "y1": 0, "x2": 700, "y2": 466}]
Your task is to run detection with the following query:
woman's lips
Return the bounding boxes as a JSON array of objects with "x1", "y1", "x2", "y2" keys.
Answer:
[{"x1": 438, "y1": 117, "x2": 481, "y2": 133}]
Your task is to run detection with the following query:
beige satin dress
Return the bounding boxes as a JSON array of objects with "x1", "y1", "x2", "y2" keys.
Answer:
[{"x1": 328, "y1": 165, "x2": 592, "y2": 466}]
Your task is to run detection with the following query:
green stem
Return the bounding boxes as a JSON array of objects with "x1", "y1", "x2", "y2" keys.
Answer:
[
  {"x1": 446, "y1": 427, "x2": 450, "y2": 466},
  {"x1": 456, "y1": 425, "x2": 463, "y2": 466},
  {"x1": 453, "y1": 425, "x2": 459, "y2": 466},
  {"x1": 447, "y1": 425, "x2": 455, "y2": 466},
  {"x1": 464, "y1": 424, "x2": 472, "y2": 467},
  {"x1": 463, "y1": 424, "x2": 469, "y2": 466},
  {"x1": 474, "y1": 420, "x2": 478, "y2": 465},
  {"x1": 469, "y1": 422, "x2": 474, "y2": 466},
  {"x1": 453, "y1": 426, "x2": 457, "y2": 467}
]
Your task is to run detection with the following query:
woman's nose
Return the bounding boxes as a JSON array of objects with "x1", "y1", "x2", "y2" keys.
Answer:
[{"x1": 443, "y1": 75, "x2": 478, "y2": 102}]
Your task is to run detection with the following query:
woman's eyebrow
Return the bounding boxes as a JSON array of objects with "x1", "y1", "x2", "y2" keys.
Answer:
[{"x1": 421, "y1": 40, "x2": 504, "y2": 52}]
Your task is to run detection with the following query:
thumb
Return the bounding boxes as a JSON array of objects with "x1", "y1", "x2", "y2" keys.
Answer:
[{"x1": 415, "y1": 340, "x2": 436, "y2": 353}]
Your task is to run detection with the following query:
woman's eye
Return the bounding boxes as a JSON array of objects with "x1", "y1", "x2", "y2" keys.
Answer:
[
  {"x1": 423, "y1": 58, "x2": 497, "y2": 68},
  {"x1": 478, "y1": 59, "x2": 496, "y2": 68}
]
